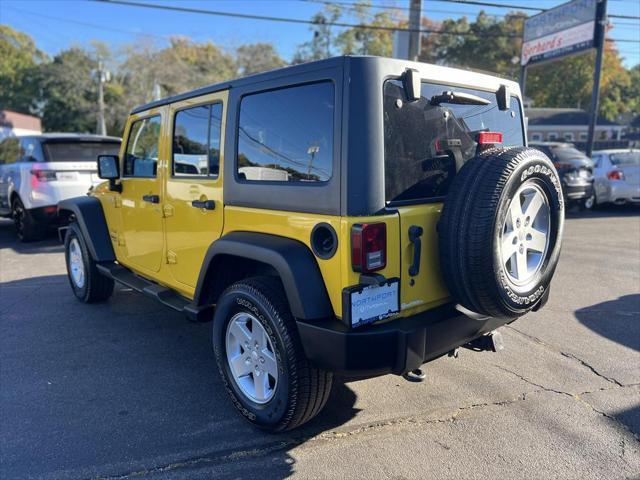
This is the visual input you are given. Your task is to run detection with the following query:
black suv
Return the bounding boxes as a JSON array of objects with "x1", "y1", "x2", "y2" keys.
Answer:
[{"x1": 530, "y1": 142, "x2": 595, "y2": 210}]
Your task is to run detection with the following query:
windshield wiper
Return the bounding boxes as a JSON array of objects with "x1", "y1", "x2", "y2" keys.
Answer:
[{"x1": 430, "y1": 91, "x2": 491, "y2": 106}]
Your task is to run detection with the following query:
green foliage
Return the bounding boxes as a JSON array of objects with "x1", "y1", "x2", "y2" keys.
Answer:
[
  {"x1": 0, "y1": 25, "x2": 45, "y2": 113},
  {"x1": 236, "y1": 43, "x2": 286, "y2": 76}
]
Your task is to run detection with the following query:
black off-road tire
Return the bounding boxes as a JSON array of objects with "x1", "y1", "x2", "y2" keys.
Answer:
[
  {"x1": 213, "y1": 277, "x2": 333, "y2": 432},
  {"x1": 439, "y1": 147, "x2": 564, "y2": 318},
  {"x1": 12, "y1": 197, "x2": 46, "y2": 242},
  {"x1": 64, "y1": 222, "x2": 115, "y2": 303}
]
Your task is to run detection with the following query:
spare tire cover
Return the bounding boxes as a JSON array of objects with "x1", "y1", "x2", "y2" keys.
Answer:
[{"x1": 438, "y1": 146, "x2": 564, "y2": 318}]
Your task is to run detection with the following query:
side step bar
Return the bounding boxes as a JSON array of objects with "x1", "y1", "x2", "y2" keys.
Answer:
[{"x1": 96, "y1": 263, "x2": 213, "y2": 323}]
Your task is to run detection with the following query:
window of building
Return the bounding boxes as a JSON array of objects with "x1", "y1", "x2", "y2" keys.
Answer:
[
  {"x1": 173, "y1": 103, "x2": 222, "y2": 177},
  {"x1": 531, "y1": 133, "x2": 543, "y2": 142},
  {"x1": 547, "y1": 133, "x2": 558, "y2": 141},
  {"x1": 563, "y1": 132, "x2": 574, "y2": 142},
  {"x1": 579, "y1": 132, "x2": 588, "y2": 141},
  {"x1": 237, "y1": 82, "x2": 334, "y2": 182},
  {"x1": 124, "y1": 115, "x2": 162, "y2": 178}
]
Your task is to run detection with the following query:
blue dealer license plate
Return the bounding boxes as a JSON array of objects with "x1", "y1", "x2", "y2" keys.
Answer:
[{"x1": 349, "y1": 279, "x2": 399, "y2": 328}]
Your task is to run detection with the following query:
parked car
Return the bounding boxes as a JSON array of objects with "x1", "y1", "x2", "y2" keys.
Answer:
[
  {"x1": 58, "y1": 56, "x2": 564, "y2": 432},
  {"x1": 0, "y1": 133, "x2": 121, "y2": 241},
  {"x1": 529, "y1": 142, "x2": 595, "y2": 210},
  {"x1": 591, "y1": 149, "x2": 640, "y2": 206}
]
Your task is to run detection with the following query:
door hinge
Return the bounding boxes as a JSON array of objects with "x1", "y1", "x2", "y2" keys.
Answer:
[
  {"x1": 117, "y1": 233, "x2": 125, "y2": 246},
  {"x1": 114, "y1": 196, "x2": 122, "y2": 208},
  {"x1": 163, "y1": 204, "x2": 174, "y2": 218},
  {"x1": 167, "y1": 250, "x2": 177, "y2": 264}
]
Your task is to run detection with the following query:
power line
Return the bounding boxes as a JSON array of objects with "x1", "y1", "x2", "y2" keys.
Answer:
[
  {"x1": 94, "y1": 0, "x2": 523, "y2": 38},
  {"x1": 303, "y1": 0, "x2": 509, "y2": 18},
  {"x1": 5, "y1": 5, "x2": 170, "y2": 41},
  {"x1": 430, "y1": 0, "x2": 542, "y2": 12}
]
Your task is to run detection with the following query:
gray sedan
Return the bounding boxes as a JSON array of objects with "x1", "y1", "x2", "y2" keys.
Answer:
[{"x1": 591, "y1": 149, "x2": 640, "y2": 206}]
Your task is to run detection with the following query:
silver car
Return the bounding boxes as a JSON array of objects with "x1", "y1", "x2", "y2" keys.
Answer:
[{"x1": 591, "y1": 149, "x2": 640, "y2": 206}]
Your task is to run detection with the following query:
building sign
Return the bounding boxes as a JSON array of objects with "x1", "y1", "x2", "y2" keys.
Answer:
[{"x1": 522, "y1": 0, "x2": 598, "y2": 66}]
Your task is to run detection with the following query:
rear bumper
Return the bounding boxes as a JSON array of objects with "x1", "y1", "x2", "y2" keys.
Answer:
[
  {"x1": 29, "y1": 205, "x2": 59, "y2": 225},
  {"x1": 296, "y1": 304, "x2": 514, "y2": 376},
  {"x1": 562, "y1": 181, "x2": 593, "y2": 201},
  {"x1": 610, "y1": 181, "x2": 640, "y2": 204}
]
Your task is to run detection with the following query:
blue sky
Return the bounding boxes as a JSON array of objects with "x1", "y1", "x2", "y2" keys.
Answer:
[{"x1": 1, "y1": 0, "x2": 638, "y2": 67}]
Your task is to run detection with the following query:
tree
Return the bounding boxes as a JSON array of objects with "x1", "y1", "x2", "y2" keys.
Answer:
[
  {"x1": 236, "y1": 43, "x2": 286, "y2": 76},
  {"x1": 293, "y1": 5, "x2": 343, "y2": 63},
  {"x1": 37, "y1": 47, "x2": 97, "y2": 133},
  {"x1": 0, "y1": 25, "x2": 46, "y2": 113},
  {"x1": 334, "y1": 4, "x2": 395, "y2": 57}
]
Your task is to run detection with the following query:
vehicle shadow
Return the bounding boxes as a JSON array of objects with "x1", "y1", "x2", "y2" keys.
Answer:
[
  {"x1": 565, "y1": 203, "x2": 640, "y2": 220},
  {"x1": 0, "y1": 274, "x2": 360, "y2": 479},
  {"x1": 0, "y1": 218, "x2": 63, "y2": 255},
  {"x1": 574, "y1": 294, "x2": 640, "y2": 352}
]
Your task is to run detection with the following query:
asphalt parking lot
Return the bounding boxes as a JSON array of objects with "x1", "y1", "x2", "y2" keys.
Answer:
[{"x1": 1, "y1": 207, "x2": 639, "y2": 480}]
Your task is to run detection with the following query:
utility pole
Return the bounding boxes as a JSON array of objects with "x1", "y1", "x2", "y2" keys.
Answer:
[
  {"x1": 586, "y1": 0, "x2": 608, "y2": 158},
  {"x1": 408, "y1": 0, "x2": 422, "y2": 61},
  {"x1": 95, "y1": 58, "x2": 108, "y2": 136}
]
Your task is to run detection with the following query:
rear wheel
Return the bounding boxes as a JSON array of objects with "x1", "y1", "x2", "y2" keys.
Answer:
[
  {"x1": 439, "y1": 147, "x2": 564, "y2": 318},
  {"x1": 12, "y1": 197, "x2": 45, "y2": 242},
  {"x1": 212, "y1": 277, "x2": 333, "y2": 432},
  {"x1": 64, "y1": 222, "x2": 114, "y2": 303}
]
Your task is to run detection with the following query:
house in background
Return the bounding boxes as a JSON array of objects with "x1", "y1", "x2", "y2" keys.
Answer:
[
  {"x1": 525, "y1": 108, "x2": 628, "y2": 151},
  {"x1": 0, "y1": 110, "x2": 42, "y2": 140}
]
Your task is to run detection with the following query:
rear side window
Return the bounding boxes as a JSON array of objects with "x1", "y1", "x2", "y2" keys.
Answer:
[
  {"x1": 172, "y1": 103, "x2": 222, "y2": 177},
  {"x1": 20, "y1": 137, "x2": 45, "y2": 162},
  {"x1": 0, "y1": 137, "x2": 20, "y2": 165},
  {"x1": 610, "y1": 152, "x2": 640, "y2": 166},
  {"x1": 42, "y1": 142, "x2": 119, "y2": 163},
  {"x1": 237, "y1": 82, "x2": 334, "y2": 182},
  {"x1": 124, "y1": 115, "x2": 161, "y2": 178},
  {"x1": 383, "y1": 80, "x2": 525, "y2": 203}
]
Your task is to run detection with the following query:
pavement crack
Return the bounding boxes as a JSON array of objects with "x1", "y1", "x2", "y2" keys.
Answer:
[
  {"x1": 496, "y1": 365, "x2": 640, "y2": 444},
  {"x1": 506, "y1": 326, "x2": 624, "y2": 387}
]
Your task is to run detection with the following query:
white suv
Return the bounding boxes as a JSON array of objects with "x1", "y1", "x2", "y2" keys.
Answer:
[{"x1": 0, "y1": 133, "x2": 121, "y2": 241}]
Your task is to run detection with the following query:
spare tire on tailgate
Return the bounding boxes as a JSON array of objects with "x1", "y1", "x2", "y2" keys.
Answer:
[{"x1": 438, "y1": 146, "x2": 564, "y2": 318}]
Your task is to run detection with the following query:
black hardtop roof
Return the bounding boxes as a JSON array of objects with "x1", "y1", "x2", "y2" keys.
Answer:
[{"x1": 131, "y1": 56, "x2": 348, "y2": 115}]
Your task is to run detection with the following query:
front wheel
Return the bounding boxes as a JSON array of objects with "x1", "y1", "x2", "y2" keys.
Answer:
[
  {"x1": 64, "y1": 222, "x2": 114, "y2": 303},
  {"x1": 212, "y1": 277, "x2": 333, "y2": 432}
]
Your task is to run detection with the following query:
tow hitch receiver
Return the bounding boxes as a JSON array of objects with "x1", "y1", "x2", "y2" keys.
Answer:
[{"x1": 465, "y1": 331, "x2": 504, "y2": 353}]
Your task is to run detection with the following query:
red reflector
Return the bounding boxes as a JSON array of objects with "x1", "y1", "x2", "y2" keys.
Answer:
[
  {"x1": 607, "y1": 169, "x2": 624, "y2": 181},
  {"x1": 43, "y1": 206, "x2": 57, "y2": 214},
  {"x1": 477, "y1": 132, "x2": 503, "y2": 145},
  {"x1": 351, "y1": 223, "x2": 387, "y2": 273}
]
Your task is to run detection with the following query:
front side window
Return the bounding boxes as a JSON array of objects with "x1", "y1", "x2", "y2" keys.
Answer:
[
  {"x1": 173, "y1": 103, "x2": 222, "y2": 177},
  {"x1": 237, "y1": 81, "x2": 334, "y2": 182},
  {"x1": 124, "y1": 115, "x2": 161, "y2": 178},
  {"x1": 383, "y1": 80, "x2": 525, "y2": 203}
]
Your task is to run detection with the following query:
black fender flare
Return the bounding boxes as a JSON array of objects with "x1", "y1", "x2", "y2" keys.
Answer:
[
  {"x1": 57, "y1": 196, "x2": 115, "y2": 262},
  {"x1": 194, "y1": 232, "x2": 333, "y2": 320}
]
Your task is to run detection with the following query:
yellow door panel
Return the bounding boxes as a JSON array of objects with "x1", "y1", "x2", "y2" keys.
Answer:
[
  {"x1": 164, "y1": 92, "x2": 227, "y2": 289},
  {"x1": 118, "y1": 110, "x2": 166, "y2": 274}
]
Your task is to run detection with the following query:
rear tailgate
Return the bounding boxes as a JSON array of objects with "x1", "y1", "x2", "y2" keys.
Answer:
[{"x1": 383, "y1": 78, "x2": 526, "y2": 318}]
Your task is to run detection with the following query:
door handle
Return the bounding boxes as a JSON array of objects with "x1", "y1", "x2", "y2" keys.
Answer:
[
  {"x1": 191, "y1": 199, "x2": 215, "y2": 210},
  {"x1": 408, "y1": 225, "x2": 423, "y2": 277},
  {"x1": 142, "y1": 194, "x2": 160, "y2": 204}
]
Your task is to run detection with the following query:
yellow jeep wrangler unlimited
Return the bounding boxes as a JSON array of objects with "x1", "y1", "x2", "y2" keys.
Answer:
[{"x1": 59, "y1": 56, "x2": 564, "y2": 432}]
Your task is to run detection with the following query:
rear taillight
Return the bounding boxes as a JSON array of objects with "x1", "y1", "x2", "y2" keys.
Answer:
[
  {"x1": 476, "y1": 131, "x2": 503, "y2": 145},
  {"x1": 607, "y1": 169, "x2": 625, "y2": 181},
  {"x1": 351, "y1": 223, "x2": 386, "y2": 273},
  {"x1": 31, "y1": 169, "x2": 57, "y2": 182}
]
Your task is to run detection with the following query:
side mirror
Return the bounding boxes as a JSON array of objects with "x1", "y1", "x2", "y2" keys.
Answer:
[{"x1": 97, "y1": 155, "x2": 122, "y2": 192}]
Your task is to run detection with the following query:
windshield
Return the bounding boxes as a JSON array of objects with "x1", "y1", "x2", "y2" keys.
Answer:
[
  {"x1": 383, "y1": 80, "x2": 524, "y2": 203},
  {"x1": 42, "y1": 142, "x2": 120, "y2": 163},
  {"x1": 610, "y1": 151, "x2": 640, "y2": 166},
  {"x1": 553, "y1": 147, "x2": 588, "y2": 161}
]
